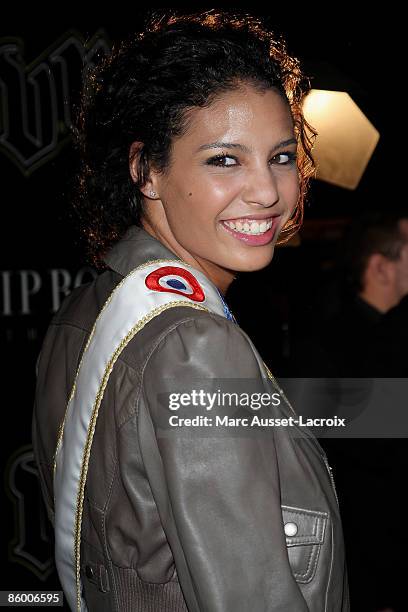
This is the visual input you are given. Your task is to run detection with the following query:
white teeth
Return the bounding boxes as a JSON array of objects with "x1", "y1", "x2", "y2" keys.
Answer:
[{"x1": 224, "y1": 218, "x2": 274, "y2": 235}]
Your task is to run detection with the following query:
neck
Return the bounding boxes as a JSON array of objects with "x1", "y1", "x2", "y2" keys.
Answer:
[
  {"x1": 195, "y1": 260, "x2": 237, "y2": 296},
  {"x1": 359, "y1": 288, "x2": 397, "y2": 314}
]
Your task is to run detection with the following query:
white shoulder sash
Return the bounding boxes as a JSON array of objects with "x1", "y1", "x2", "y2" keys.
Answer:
[{"x1": 53, "y1": 259, "x2": 232, "y2": 611}]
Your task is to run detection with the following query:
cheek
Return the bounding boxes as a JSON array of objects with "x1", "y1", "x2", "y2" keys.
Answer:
[
  {"x1": 281, "y1": 173, "x2": 300, "y2": 212},
  {"x1": 396, "y1": 250, "x2": 408, "y2": 281},
  {"x1": 198, "y1": 174, "x2": 243, "y2": 204},
  {"x1": 163, "y1": 188, "x2": 222, "y2": 233},
  {"x1": 171, "y1": 174, "x2": 241, "y2": 223},
  {"x1": 401, "y1": 260, "x2": 408, "y2": 286}
]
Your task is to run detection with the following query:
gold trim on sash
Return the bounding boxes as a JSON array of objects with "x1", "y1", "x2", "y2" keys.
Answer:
[{"x1": 74, "y1": 300, "x2": 209, "y2": 610}]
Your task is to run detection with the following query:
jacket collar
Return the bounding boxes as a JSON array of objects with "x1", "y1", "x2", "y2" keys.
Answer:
[{"x1": 102, "y1": 225, "x2": 182, "y2": 277}]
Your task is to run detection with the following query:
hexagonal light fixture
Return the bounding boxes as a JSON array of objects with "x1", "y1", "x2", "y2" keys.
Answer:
[{"x1": 302, "y1": 89, "x2": 380, "y2": 190}]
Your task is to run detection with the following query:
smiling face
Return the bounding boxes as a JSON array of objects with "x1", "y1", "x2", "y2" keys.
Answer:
[{"x1": 136, "y1": 84, "x2": 300, "y2": 292}]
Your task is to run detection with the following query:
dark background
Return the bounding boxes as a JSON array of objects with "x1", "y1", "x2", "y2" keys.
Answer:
[{"x1": 1, "y1": 6, "x2": 403, "y2": 610}]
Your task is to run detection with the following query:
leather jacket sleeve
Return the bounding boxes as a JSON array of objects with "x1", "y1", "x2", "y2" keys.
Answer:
[{"x1": 127, "y1": 313, "x2": 309, "y2": 611}]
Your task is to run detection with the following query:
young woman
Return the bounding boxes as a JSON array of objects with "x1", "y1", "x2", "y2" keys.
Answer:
[{"x1": 32, "y1": 11, "x2": 349, "y2": 611}]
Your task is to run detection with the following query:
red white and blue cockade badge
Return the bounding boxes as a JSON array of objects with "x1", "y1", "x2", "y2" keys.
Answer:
[{"x1": 145, "y1": 266, "x2": 205, "y2": 302}]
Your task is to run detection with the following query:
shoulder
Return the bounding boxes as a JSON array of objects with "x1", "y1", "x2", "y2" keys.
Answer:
[
  {"x1": 141, "y1": 308, "x2": 264, "y2": 379},
  {"x1": 42, "y1": 265, "x2": 264, "y2": 381},
  {"x1": 50, "y1": 269, "x2": 122, "y2": 332},
  {"x1": 35, "y1": 269, "x2": 123, "y2": 390}
]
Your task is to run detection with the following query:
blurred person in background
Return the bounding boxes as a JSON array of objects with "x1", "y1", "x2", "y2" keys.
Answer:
[
  {"x1": 359, "y1": 214, "x2": 408, "y2": 376},
  {"x1": 290, "y1": 211, "x2": 408, "y2": 611},
  {"x1": 291, "y1": 212, "x2": 408, "y2": 377},
  {"x1": 338, "y1": 212, "x2": 408, "y2": 375}
]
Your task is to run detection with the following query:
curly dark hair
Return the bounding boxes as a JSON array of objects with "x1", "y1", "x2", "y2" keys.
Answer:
[{"x1": 71, "y1": 10, "x2": 317, "y2": 268}]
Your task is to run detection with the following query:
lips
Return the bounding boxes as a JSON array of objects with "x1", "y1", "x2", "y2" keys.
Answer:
[
  {"x1": 223, "y1": 213, "x2": 280, "y2": 221},
  {"x1": 220, "y1": 215, "x2": 281, "y2": 246},
  {"x1": 223, "y1": 217, "x2": 274, "y2": 235}
]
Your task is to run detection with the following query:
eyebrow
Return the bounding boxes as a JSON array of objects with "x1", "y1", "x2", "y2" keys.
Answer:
[{"x1": 197, "y1": 137, "x2": 297, "y2": 154}]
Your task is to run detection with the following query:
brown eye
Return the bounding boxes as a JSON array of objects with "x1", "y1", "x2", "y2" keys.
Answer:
[
  {"x1": 271, "y1": 152, "x2": 297, "y2": 165},
  {"x1": 206, "y1": 154, "x2": 239, "y2": 167}
]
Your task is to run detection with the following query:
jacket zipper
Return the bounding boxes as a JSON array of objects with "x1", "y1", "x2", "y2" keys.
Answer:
[
  {"x1": 323, "y1": 456, "x2": 339, "y2": 506},
  {"x1": 263, "y1": 362, "x2": 340, "y2": 506}
]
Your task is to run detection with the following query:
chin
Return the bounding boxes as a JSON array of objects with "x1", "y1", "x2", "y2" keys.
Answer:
[{"x1": 227, "y1": 249, "x2": 276, "y2": 273}]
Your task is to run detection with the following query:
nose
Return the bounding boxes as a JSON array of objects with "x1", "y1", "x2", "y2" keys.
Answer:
[{"x1": 243, "y1": 165, "x2": 280, "y2": 208}]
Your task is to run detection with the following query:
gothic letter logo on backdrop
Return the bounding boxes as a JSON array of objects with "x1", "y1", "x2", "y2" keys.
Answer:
[{"x1": 0, "y1": 30, "x2": 111, "y2": 175}]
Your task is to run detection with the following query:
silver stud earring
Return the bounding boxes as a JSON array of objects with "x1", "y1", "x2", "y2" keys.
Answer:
[{"x1": 149, "y1": 190, "x2": 157, "y2": 197}]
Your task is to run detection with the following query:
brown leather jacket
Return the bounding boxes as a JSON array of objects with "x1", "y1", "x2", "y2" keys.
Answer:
[{"x1": 32, "y1": 225, "x2": 349, "y2": 611}]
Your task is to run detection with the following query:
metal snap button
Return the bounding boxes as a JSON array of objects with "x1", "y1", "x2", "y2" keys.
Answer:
[
  {"x1": 85, "y1": 565, "x2": 94, "y2": 579},
  {"x1": 284, "y1": 521, "x2": 298, "y2": 537}
]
